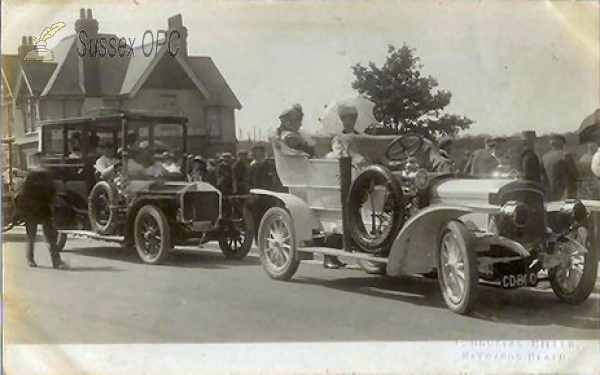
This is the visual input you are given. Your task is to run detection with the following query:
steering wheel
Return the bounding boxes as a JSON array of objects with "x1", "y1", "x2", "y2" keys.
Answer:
[{"x1": 385, "y1": 134, "x2": 425, "y2": 162}]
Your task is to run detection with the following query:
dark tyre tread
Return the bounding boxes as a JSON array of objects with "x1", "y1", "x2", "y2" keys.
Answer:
[
  {"x1": 89, "y1": 181, "x2": 119, "y2": 235},
  {"x1": 347, "y1": 165, "x2": 404, "y2": 254}
]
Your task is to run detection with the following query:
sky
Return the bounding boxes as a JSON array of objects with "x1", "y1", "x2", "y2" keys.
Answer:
[{"x1": 2, "y1": 0, "x2": 599, "y2": 139}]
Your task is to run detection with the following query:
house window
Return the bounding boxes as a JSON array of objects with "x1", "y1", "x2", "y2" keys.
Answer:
[
  {"x1": 159, "y1": 94, "x2": 178, "y2": 115},
  {"x1": 206, "y1": 107, "x2": 221, "y2": 137},
  {"x1": 22, "y1": 98, "x2": 32, "y2": 133},
  {"x1": 32, "y1": 99, "x2": 40, "y2": 130}
]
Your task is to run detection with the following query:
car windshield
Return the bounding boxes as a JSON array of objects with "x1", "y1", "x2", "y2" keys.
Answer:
[{"x1": 122, "y1": 121, "x2": 186, "y2": 179}]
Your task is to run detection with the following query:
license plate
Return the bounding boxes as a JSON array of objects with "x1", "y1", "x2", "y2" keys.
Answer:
[{"x1": 501, "y1": 272, "x2": 538, "y2": 289}]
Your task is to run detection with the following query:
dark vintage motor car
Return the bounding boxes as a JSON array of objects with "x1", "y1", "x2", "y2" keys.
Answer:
[
  {"x1": 39, "y1": 110, "x2": 253, "y2": 264},
  {"x1": 250, "y1": 133, "x2": 598, "y2": 314}
]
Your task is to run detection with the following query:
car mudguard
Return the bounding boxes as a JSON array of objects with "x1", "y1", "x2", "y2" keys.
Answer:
[
  {"x1": 386, "y1": 204, "x2": 474, "y2": 276},
  {"x1": 250, "y1": 189, "x2": 321, "y2": 243}
]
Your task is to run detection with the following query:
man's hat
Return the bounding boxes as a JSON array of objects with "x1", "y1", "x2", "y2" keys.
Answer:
[
  {"x1": 550, "y1": 133, "x2": 566, "y2": 144},
  {"x1": 192, "y1": 155, "x2": 206, "y2": 164},
  {"x1": 279, "y1": 103, "x2": 304, "y2": 119},
  {"x1": 521, "y1": 130, "x2": 537, "y2": 139},
  {"x1": 484, "y1": 136, "x2": 497, "y2": 146}
]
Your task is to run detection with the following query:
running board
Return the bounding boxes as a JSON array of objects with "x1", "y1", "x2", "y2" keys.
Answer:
[
  {"x1": 58, "y1": 230, "x2": 124, "y2": 244},
  {"x1": 297, "y1": 246, "x2": 388, "y2": 263},
  {"x1": 58, "y1": 230, "x2": 207, "y2": 251}
]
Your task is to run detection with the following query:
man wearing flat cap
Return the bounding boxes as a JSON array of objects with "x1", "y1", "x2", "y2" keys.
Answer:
[
  {"x1": 463, "y1": 136, "x2": 500, "y2": 177},
  {"x1": 276, "y1": 104, "x2": 315, "y2": 157},
  {"x1": 542, "y1": 134, "x2": 578, "y2": 201}
]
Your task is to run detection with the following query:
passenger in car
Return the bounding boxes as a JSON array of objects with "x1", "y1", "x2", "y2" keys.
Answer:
[
  {"x1": 160, "y1": 151, "x2": 182, "y2": 174},
  {"x1": 68, "y1": 132, "x2": 82, "y2": 158},
  {"x1": 276, "y1": 104, "x2": 315, "y2": 157},
  {"x1": 94, "y1": 139, "x2": 118, "y2": 175}
]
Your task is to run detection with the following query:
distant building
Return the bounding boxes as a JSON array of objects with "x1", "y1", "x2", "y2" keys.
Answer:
[{"x1": 1, "y1": 8, "x2": 241, "y2": 169}]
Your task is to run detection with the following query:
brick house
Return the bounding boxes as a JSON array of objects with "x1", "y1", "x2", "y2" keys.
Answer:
[{"x1": 1, "y1": 9, "x2": 241, "y2": 169}]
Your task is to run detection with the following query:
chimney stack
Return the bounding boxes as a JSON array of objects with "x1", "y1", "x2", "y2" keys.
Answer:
[
  {"x1": 75, "y1": 7, "x2": 99, "y2": 35},
  {"x1": 18, "y1": 35, "x2": 35, "y2": 58},
  {"x1": 75, "y1": 8, "x2": 101, "y2": 96},
  {"x1": 168, "y1": 14, "x2": 188, "y2": 57}
]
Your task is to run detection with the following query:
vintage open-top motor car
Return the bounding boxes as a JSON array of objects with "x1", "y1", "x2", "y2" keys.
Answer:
[
  {"x1": 250, "y1": 133, "x2": 599, "y2": 314},
  {"x1": 38, "y1": 110, "x2": 253, "y2": 264}
]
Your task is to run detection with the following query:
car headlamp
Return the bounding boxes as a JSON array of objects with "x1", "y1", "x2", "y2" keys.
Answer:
[
  {"x1": 560, "y1": 199, "x2": 587, "y2": 224},
  {"x1": 501, "y1": 201, "x2": 529, "y2": 228}
]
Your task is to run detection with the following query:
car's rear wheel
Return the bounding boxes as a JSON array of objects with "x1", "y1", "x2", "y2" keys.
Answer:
[
  {"x1": 549, "y1": 226, "x2": 597, "y2": 304},
  {"x1": 356, "y1": 259, "x2": 386, "y2": 274},
  {"x1": 219, "y1": 207, "x2": 254, "y2": 260},
  {"x1": 347, "y1": 165, "x2": 404, "y2": 255},
  {"x1": 437, "y1": 221, "x2": 478, "y2": 315},
  {"x1": 257, "y1": 207, "x2": 300, "y2": 280},
  {"x1": 89, "y1": 181, "x2": 119, "y2": 235},
  {"x1": 134, "y1": 205, "x2": 171, "y2": 265}
]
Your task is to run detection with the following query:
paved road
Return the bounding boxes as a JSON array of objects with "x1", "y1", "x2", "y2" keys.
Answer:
[{"x1": 2, "y1": 230, "x2": 599, "y2": 344}]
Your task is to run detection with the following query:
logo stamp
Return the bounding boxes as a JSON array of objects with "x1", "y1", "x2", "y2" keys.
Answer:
[{"x1": 23, "y1": 22, "x2": 66, "y2": 62}]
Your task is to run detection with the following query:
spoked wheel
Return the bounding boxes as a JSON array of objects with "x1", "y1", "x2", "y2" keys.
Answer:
[
  {"x1": 134, "y1": 205, "x2": 171, "y2": 265},
  {"x1": 219, "y1": 206, "x2": 254, "y2": 260},
  {"x1": 89, "y1": 181, "x2": 119, "y2": 235},
  {"x1": 549, "y1": 226, "x2": 597, "y2": 304},
  {"x1": 347, "y1": 165, "x2": 404, "y2": 254},
  {"x1": 437, "y1": 221, "x2": 478, "y2": 315},
  {"x1": 257, "y1": 207, "x2": 300, "y2": 280},
  {"x1": 356, "y1": 259, "x2": 387, "y2": 275}
]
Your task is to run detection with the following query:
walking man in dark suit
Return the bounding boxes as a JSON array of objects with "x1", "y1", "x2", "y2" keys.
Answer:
[
  {"x1": 15, "y1": 163, "x2": 67, "y2": 269},
  {"x1": 542, "y1": 134, "x2": 579, "y2": 201},
  {"x1": 518, "y1": 131, "x2": 549, "y2": 192}
]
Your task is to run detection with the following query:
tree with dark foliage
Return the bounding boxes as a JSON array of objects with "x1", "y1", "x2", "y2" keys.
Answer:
[{"x1": 352, "y1": 44, "x2": 473, "y2": 139}]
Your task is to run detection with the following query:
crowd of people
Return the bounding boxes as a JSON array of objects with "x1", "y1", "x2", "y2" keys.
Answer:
[
  {"x1": 459, "y1": 131, "x2": 600, "y2": 201},
  {"x1": 184, "y1": 145, "x2": 282, "y2": 195}
]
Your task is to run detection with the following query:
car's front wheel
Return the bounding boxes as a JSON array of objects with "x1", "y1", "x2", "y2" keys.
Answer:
[
  {"x1": 89, "y1": 181, "x2": 119, "y2": 235},
  {"x1": 257, "y1": 207, "x2": 300, "y2": 280},
  {"x1": 134, "y1": 205, "x2": 171, "y2": 265},
  {"x1": 549, "y1": 226, "x2": 597, "y2": 304},
  {"x1": 437, "y1": 221, "x2": 478, "y2": 315},
  {"x1": 219, "y1": 207, "x2": 254, "y2": 260}
]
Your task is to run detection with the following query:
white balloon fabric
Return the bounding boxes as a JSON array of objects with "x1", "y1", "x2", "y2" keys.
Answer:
[{"x1": 318, "y1": 95, "x2": 377, "y2": 134}]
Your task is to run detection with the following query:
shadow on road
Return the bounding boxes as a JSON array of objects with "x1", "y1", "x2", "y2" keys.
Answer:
[
  {"x1": 2, "y1": 232, "x2": 44, "y2": 243},
  {"x1": 31, "y1": 264, "x2": 120, "y2": 272},
  {"x1": 65, "y1": 245, "x2": 261, "y2": 269},
  {"x1": 472, "y1": 286, "x2": 600, "y2": 330},
  {"x1": 292, "y1": 274, "x2": 447, "y2": 309},
  {"x1": 293, "y1": 274, "x2": 599, "y2": 330}
]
